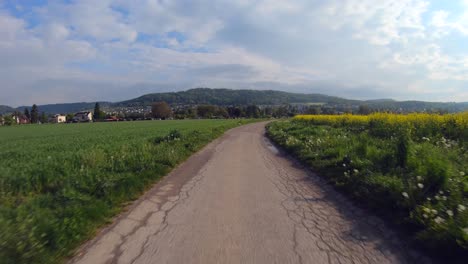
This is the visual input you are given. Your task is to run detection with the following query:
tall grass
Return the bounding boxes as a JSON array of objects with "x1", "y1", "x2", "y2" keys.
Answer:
[
  {"x1": 0, "y1": 120, "x2": 253, "y2": 263},
  {"x1": 267, "y1": 113, "x2": 467, "y2": 259}
]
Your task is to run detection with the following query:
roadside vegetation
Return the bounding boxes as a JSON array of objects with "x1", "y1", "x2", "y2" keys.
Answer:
[
  {"x1": 0, "y1": 120, "x2": 254, "y2": 263},
  {"x1": 267, "y1": 113, "x2": 467, "y2": 258}
]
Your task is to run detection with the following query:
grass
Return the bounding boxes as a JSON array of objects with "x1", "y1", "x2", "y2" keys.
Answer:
[
  {"x1": 0, "y1": 119, "x2": 255, "y2": 263},
  {"x1": 267, "y1": 113, "x2": 467, "y2": 260}
]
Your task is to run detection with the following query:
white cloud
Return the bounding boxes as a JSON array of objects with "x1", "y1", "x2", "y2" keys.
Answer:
[
  {"x1": 318, "y1": 0, "x2": 429, "y2": 45},
  {"x1": 430, "y1": 8, "x2": 468, "y2": 37},
  {"x1": 389, "y1": 44, "x2": 468, "y2": 81},
  {"x1": 114, "y1": 0, "x2": 224, "y2": 46},
  {"x1": 1, "y1": 0, "x2": 468, "y2": 105},
  {"x1": 0, "y1": 12, "x2": 26, "y2": 43},
  {"x1": 39, "y1": 0, "x2": 137, "y2": 43}
]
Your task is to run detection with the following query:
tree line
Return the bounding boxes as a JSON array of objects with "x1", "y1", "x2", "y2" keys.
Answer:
[
  {"x1": 2, "y1": 100, "x2": 448, "y2": 126},
  {"x1": 0, "y1": 104, "x2": 49, "y2": 125},
  {"x1": 150, "y1": 102, "x2": 301, "y2": 120}
]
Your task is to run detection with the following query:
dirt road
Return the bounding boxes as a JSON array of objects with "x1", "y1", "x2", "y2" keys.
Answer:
[{"x1": 71, "y1": 122, "x2": 428, "y2": 264}]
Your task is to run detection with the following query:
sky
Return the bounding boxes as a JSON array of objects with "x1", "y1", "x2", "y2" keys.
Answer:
[{"x1": 1, "y1": 0, "x2": 468, "y2": 106}]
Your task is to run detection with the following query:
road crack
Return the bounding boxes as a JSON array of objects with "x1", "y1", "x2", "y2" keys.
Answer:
[{"x1": 260, "y1": 135, "x2": 421, "y2": 264}]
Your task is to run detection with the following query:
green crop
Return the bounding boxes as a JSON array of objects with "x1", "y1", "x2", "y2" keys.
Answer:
[{"x1": 0, "y1": 120, "x2": 253, "y2": 263}]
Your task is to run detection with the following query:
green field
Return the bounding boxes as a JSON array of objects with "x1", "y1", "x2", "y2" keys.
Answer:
[
  {"x1": 0, "y1": 120, "x2": 254, "y2": 263},
  {"x1": 267, "y1": 114, "x2": 467, "y2": 259}
]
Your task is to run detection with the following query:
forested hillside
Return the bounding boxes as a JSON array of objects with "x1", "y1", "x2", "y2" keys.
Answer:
[{"x1": 116, "y1": 88, "x2": 355, "y2": 106}]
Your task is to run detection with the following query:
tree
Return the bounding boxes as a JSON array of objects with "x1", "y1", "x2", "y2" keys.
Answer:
[
  {"x1": 196, "y1": 105, "x2": 217, "y2": 118},
  {"x1": 358, "y1": 105, "x2": 371, "y2": 115},
  {"x1": 4, "y1": 115, "x2": 14, "y2": 126},
  {"x1": 30, "y1": 104, "x2": 39, "y2": 124},
  {"x1": 24, "y1": 108, "x2": 30, "y2": 120},
  {"x1": 227, "y1": 106, "x2": 242, "y2": 118},
  {"x1": 151, "y1": 101, "x2": 172, "y2": 119},
  {"x1": 273, "y1": 106, "x2": 288, "y2": 118},
  {"x1": 215, "y1": 107, "x2": 229, "y2": 118},
  {"x1": 66, "y1": 113, "x2": 74, "y2": 122},
  {"x1": 40, "y1": 112, "x2": 48, "y2": 124},
  {"x1": 263, "y1": 107, "x2": 274, "y2": 117},
  {"x1": 306, "y1": 106, "x2": 321, "y2": 115},
  {"x1": 186, "y1": 107, "x2": 197, "y2": 119},
  {"x1": 93, "y1": 103, "x2": 106, "y2": 120},
  {"x1": 245, "y1": 105, "x2": 260, "y2": 118}
]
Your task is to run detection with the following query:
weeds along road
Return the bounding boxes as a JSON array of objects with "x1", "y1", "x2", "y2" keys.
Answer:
[{"x1": 70, "y1": 122, "x2": 429, "y2": 264}]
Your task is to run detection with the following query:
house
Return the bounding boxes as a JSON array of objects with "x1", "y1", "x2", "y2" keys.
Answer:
[
  {"x1": 12, "y1": 114, "x2": 30, "y2": 124},
  {"x1": 105, "y1": 116, "x2": 119, "y2": 122},
  {"x1": 49, "y1": 114, "x2": 66, "y2": 123},
  {"x1": 73, "y1": 112, "x2": 93, "y2": 122}
]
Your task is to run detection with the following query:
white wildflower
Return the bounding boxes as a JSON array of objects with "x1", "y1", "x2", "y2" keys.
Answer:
[
  {"x1": 435, "y1": 195, "x2": 440, "y2": 200},
  {"x1": 423, "y1": 214, "x2": 428, "y2": 219},
  {"x1": 447, "y1": 210, "x2": 453, "y2": 217},
  {"x1": 458, "y1": 204, "x2": 466, "y2": 212},
  {"x1": 439, "y1": 190, "x2": 444, "y2": 195},
  {"x1": 427, "y1": 197, "x2": 431, "y2": 201},
  {"x1": 416, "y1": 175, "x2": 422, "y2": 181},
  {"x1": 423, "y1": 207, "x2": 431, "y2": 213},
  {"x1": 353, "y1": 169, "x2": 359, "y2": 174},
  {"x1": 402, "y1": 192, "x2": 409, "y2": 199},
  {"x1": 460, "y1": 171, "x2": 466, "y2": 176},
  {"x1": 431, "y1": 209, "x2": 437, "y2": 214},
  {"x1": 343, "y1": 163, "x2": 346, "y2": 167},
  {"x1": 417, "y1": 183, "x2": 424, "y2": 189},
  {"x1": 434, "y1": 216, "x2": 445, "y2": 224},
  {"x1": 442, "y1": 196, "x2": 447, "y2": 201}
]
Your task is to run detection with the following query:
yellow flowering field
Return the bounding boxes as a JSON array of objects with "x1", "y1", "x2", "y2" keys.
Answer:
[{"x1": 295, "y1": 112, "x2": 468, "y2": 139}]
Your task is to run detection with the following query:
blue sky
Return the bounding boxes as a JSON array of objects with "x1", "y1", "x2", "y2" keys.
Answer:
[{"x1": 1, "y1": 0, "x2": 468, "y2": 106}]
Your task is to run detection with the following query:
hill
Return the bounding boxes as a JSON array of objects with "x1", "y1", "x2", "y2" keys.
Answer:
[
  {"x1": 117, "y1": 88, "x2": 468, "y2": 112},
  {"x1": 16, "y1": 102, "x2": 111, "y2": 114},
  {"x1": 1, "y1": 88, "x2": 467, "y2": 114},
  {"x1": 116, "y1": 88, "x2": 358, "y2": 106},
  {"x1": 0, "y1": 105, "x2": 14, "y2": 115}
]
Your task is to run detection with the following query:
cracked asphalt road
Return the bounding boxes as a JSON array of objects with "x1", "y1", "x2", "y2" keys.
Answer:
[{"x1": 70, "y1": 122, "x2": 429, "y2": 264}]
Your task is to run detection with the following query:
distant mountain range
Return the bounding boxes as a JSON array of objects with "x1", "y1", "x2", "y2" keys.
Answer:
[{"x1": 1, "y1": 88, "x2": 467, "y2": 114}]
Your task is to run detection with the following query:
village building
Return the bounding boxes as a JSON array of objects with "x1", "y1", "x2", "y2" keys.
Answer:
[
  {"x1": 73, "y1": 112, "x2": 93, "y2": 122},
  {"x1": 12, "y1": 114, "x2": 30, "y2": 124},
  {"x1": 49, "y1": 114, "x2": 67, "y2": 123},
  {"x1": 105, "y1": 116, "x2": 119, "y2": 122}
]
